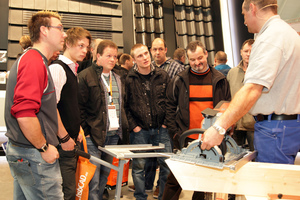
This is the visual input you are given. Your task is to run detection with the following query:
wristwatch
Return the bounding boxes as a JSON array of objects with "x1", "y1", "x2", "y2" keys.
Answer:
[
  {"x1": 212, "y1": 124, "x2": 226, "y2": 135},
  {"x1": 37, "y1": 142, "x2": 49, "y2": 152}
]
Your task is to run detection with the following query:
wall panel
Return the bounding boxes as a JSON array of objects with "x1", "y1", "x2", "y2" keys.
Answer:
[{"x1": 7, "y1": 0, "x2": 124, "y2": 70}]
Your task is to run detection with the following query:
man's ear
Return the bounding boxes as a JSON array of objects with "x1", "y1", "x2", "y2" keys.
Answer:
[
  {"x1": 97, "y1": 53, "x2": 101, "y2": 60},
  {"x1": 40, "y1": 26, "x2": 48, "y2": 37},
  {"x1": 249, "y1": 3, "x2": 257, "y2": 15},
  {"x1": 65, "y1": 42, "x2": 71, "y2": 49}
]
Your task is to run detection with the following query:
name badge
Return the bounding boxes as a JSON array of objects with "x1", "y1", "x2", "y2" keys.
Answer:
[{"x1": 108, "y1": 105, "x2": 119, "y2": 131}]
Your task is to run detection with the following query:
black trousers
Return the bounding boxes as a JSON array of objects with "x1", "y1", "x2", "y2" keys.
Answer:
[
  {"x1": 232, "y1": 130, "x2": 254, "y2": 151},
  {"x1": 58, "y1": 144, "x2": 79, "y2": 200}
]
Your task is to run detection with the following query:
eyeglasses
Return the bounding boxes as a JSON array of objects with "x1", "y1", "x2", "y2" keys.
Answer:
[{"x1": 46, "y1": 26, "x2": 64, "y2": 32}]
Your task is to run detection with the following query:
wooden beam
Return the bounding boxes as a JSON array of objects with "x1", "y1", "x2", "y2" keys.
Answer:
[{"x1": 166, "y1": 159, "x2": 300, "y2": 198}]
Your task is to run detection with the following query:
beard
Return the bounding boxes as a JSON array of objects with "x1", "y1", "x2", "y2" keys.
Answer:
[{"x1": 192, "y1": 64, "x2": 207, "y2": 73}]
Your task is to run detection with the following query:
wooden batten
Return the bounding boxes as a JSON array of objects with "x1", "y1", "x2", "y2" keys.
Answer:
[{"x1": 166, "y1": 159, "x2": 300, "y2": 198}]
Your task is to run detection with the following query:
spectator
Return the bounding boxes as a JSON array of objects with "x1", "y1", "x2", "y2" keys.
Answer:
[
  {"x1": 173, "y1": 47, "x2": 186, "y2": 66},
  {"x1": 119, "y1": 53, "x2": 134, "y2": 71},
  {"x1": 151, "y1": 38, "x2": 184, "y2": 79},
  {"x1": 136, "y1": 38, "x2": 185, "y2": 198},
  {"x1": 19, "y1": 35, "x2": 32, "y2": 50},
  {"x1": 5, "y1": 10, "x2": 66, "y2": 199},
  {"x1": 214, "y1": 51, "x2": 231, "y2": 76},
  {"x1": 17, "y1": 35, "x2": 32, "y2": 59},
  {"x1": 113, "y1": 53, "x2": 134, "y2": 82},
  {"x1": 78, "y1": 40, "x2": 128, "y2": 200},
  {"x1": 49, "y1": 26, "x2": 91, "y2": 200},
  {"x1": 163, "y1": 40, "x2": 230, "y2": 200},
  {"x1": 125, "y1": 43, "x2": 172, "y2": 200},
  {"x1": 77, "y1": 38, "x2": 102, "y2": 73},
  {"x1": 227, "y1": 39, "x2": 255, "y2": 151},
  {"x1": 48, "y1": 50, "x2": 60, "y2": 65}
]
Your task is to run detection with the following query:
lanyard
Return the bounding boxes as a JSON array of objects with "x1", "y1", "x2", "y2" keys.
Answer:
[{"x1": 101, "y1": 72, "x2": 113, "y2": 105}]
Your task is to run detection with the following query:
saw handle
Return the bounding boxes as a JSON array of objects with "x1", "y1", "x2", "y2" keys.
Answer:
[
  {"x1": 75, "y1": 148, "x2": 91, "y2": 159},
  {"x1": 179, "y1": 128, "x2": 206, "y2": 149}
]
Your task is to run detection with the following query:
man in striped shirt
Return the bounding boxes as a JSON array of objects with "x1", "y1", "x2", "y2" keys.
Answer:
[{"x1": 151, "y1": 38, "x2": 184, "y2": 80}]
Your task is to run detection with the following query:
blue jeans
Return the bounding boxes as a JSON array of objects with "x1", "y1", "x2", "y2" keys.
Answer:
[
  {"x1": 130, "y1": 127, "x2": 172, "y2": 200},
  {"x1": 254, "y1": 116, "x2": 300, "y2": 164},
  {"x1": 6, "y1": 140, "x2": 63, "y2": 200},
  {"x1": 86, "y1": 134, "x2": 120, "y2": 200}
]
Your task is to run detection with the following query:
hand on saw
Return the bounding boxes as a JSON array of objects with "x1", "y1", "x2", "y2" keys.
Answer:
[{"x1": 200, "y1": 126, "x2": 224, "y2": 150}]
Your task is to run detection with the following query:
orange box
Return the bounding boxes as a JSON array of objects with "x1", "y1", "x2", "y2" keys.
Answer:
[{"x1": 106, "y1": 157, "x2": 130, "y2": 188}]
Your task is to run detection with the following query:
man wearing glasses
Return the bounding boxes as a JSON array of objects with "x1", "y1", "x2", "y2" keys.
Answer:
[
  {"x1": 5, "y1": 11, "x2": 66, "y2": 199},
  {"x1": 49, "y1": 26, "x2": 91, "y2": 200}
]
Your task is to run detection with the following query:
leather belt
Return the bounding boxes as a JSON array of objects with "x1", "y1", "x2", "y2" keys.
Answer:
[{"x1": 255, "y1": 114, "x2": 298, "y2": 122}]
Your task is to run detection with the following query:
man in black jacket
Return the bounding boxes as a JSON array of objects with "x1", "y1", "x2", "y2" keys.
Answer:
[
  {"x1": 78, "y1": 40, "x2": 128, "y2": 200},
  {"x1": 163, "y1": 40, "x2": 231, "y2": 200},
  {"x1": 125, "y1": 43, "x2": 172, "y2": 200}
]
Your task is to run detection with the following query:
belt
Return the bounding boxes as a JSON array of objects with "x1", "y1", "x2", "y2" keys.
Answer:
[{"x1": 255, "y1": 114, "x2": 298, "y2": 122}]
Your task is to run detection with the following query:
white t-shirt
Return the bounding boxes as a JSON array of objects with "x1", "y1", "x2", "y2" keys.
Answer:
[{"x1": 244, "y1": 15, "x2": 300, "y2": 115}]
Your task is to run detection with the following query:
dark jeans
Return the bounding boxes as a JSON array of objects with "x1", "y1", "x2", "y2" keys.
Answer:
[
  {"x1": 162, "y1": 172, "x2": 204, "y2": 200},
  {"x1": 232, "y1": 130, "x2": 254, "y2": 151},
  {"x1": 145, "y1": 157, "x2": 159, "y2": 190},
  {"x1": 58, "y1": 143, "x2": 79, "y2": 200},
  {"x1": 130, "y1": 127, "x2": 172, "y2": 200}
]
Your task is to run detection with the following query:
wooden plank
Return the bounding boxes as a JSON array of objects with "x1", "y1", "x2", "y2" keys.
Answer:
[
  {"x1": 268, "y1": 194, "x2": 300, "y2": 199},
  {"x1": 166, "y1": 159, "x2": 300, "y2": 197}
]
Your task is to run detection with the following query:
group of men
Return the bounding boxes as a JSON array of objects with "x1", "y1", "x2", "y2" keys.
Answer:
[{"x1": 4, "y1": 0, "x2": 300, "y2": 200}]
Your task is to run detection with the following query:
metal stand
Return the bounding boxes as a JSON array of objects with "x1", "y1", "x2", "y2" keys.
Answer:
[{"x1": 77, "y1": 143, "x2": 172, "y2": 200}]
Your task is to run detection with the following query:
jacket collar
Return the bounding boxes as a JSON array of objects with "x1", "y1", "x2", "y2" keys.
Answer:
[
  {"x1": 178, "y1": 65, "x2": 225, "y2": 87},
  {"x1": 131, "y1": 63, "x2": 156, "y2": 77}
]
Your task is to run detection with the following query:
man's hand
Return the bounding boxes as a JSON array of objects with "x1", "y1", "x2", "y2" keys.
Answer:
[
  {"x1": 162, "y1": 124, "x2": 167, "y2": 128},
  {"x1": 61, "y1": 138, "x2": 76, "y2": 151},
  {"x1": 133, "y1": 126, "x2": 142, "y2": 133},
  {"x1": 41, "y1": 144, "x2": 60, "y2": 164},
  {"x1": 200, "y1": 126, "x2": 224, "y2": 150},
  {"x1": 77, "y1": 133, "x2": 83, "y2": 143}
]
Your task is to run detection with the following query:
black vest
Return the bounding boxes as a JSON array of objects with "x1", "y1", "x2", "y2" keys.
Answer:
[{"x1": 53, "y1": 60, "x2": 81, "y2": 139}]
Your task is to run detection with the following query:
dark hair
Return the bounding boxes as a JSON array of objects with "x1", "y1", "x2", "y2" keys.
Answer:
[
  {"x1": 173, "y1": 48, "x2": 186, "y2": 60},
  {"x1": 241, "y1": 39, "x2": 255, "y2": 49},
  {"x1": 186, "y1": 40, "x2": 206, "y2": 53},
  {"x1": 119, "y1": 53, "x2": 132, "y2": 65},
  {"x1": 97, "y1": 40, "x2": 118, "y2": 56}
]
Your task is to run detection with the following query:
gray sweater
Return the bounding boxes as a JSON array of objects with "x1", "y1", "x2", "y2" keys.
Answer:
[{"x1": 227, "y1": 61, "x2": 255, "y2": 131}]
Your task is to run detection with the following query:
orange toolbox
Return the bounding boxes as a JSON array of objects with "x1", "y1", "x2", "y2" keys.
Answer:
[{"x1": 106, "y1": 157, "x2": 130, "y2": 189}]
